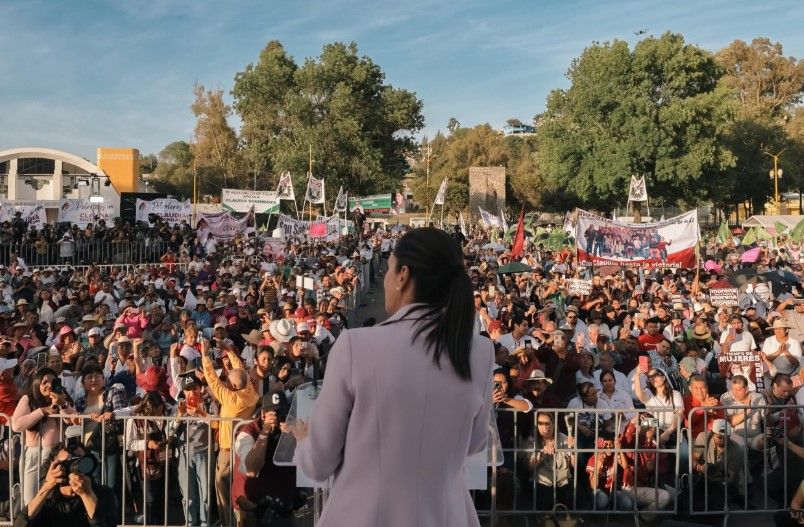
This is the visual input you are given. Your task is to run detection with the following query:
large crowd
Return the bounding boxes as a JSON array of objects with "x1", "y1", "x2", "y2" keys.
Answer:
[{"x1": 0, "y1": 214, "x2": 802, "y2": 527}]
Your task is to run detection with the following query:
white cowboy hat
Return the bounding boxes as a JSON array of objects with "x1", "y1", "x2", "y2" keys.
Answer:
[{"x1": 269, "y1": 319, "x2": 296, "y2": 343}]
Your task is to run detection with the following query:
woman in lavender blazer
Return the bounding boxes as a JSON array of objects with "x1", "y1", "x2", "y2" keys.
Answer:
[{"x1": 295, "y1": 228, "x2": 494, "y2": 527}]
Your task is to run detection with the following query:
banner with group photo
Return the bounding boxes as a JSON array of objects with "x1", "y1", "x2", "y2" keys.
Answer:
[
  {"x1": 348, "y1": 194, "x2": 392, "y2": 214},
  {"x1": 0, "y1": 203, "x2": 47, "y2": 229},
  {"x1": 222, "y1": 189, "x2": 280, "y2": 214},
  {"x1": 197, "y1": 207, "x2": 256, "y2": 241},
  {"x1": 57, "y1": 200, "x2": 117, "y2": 228},
  {"x1": 135, "y1": 198, "x2": 192, "y2": 226},
  {"x1": 575, "y1": 209, "x2": 699, "y2": 269}
]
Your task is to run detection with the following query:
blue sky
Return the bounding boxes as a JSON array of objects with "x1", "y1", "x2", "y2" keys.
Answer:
[{"x1": 0, "y1": 0, "x2": 801, "y2": 161}]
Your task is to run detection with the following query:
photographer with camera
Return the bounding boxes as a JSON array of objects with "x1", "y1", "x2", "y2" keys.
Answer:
[
  {"x1": 14, "y1": 441, "x2": 116, "y2": 527},
  {"x1": 12, "y1": 367, "x2": 77, "y2": 505},
  {"x1": 233, "y1": 391, "x2": 298, "y2": 527},
  {"x1": 692, "y1": 419, "x2": 747, "y2": 510}
]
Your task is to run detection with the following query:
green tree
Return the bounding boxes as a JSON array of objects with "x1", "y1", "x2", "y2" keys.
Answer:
[
  {"x1": 715, "y1": 38, "x2": 804, "y2": 215},
  {"x1": 190, "y1": 84, "x2": 243, "y2": 194},
  {"x1": 232, "y1": 41, "x2": 424, "y2": 206},
  {"x1": 149, "y1": 141, "x2": 194, "y2": 196},
  {"x1": 537, "y1": 32, "x2": 736, "y2": 213},
  {"x1": 410, "y1": 125, "x2": 507, "y2": 216}
]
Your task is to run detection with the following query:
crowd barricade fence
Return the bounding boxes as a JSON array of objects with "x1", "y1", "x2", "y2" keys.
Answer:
[
  {"x1": 476, "y1": 407, "x2": 682, "y2": 525},
  {"x1": 685, "y1": 403, "x2": 804, "y2": 523},
  {"x1": 0, "y1": 240, "x2": 174, "y2": 268},
  {"x1": 9, "y1": 405, "x2": 800, "y2": 526},
  {"x1": 10, "y1": 413, "x2": 323, "y2": 527}
]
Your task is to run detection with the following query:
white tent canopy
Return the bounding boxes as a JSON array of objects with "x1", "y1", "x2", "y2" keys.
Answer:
[{"x1": 742, "y1": 215, "x2": 801, "y2": 231}]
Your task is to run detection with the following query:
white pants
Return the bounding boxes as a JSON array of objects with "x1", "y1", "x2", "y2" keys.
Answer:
[{"x1": 21, "y1": 446, "x2": 51, "y2": 505}]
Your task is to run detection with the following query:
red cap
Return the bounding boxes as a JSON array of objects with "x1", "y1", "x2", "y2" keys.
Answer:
[
  {"x1": 294, "y1": 307, "x2": 308, "y2": 318},
  {"x1": 228, "y1": 316, "x2": 238, "y2": 326}
]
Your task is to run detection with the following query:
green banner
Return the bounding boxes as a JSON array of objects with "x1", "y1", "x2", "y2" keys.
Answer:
[{"x1": 348, "y1": 194, "x2": 392, "y2": 213}]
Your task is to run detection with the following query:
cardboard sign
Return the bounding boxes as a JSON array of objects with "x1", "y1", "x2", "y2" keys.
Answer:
[
  {"x1": 709, "y1": 287, "x2": 739, "y2": 307},
  {"x1": 567, "y1": 279, "x2": 592, "y2": 296},
  {"x1": 718, "y1": 350, "x2": 765, "y2": 392}
]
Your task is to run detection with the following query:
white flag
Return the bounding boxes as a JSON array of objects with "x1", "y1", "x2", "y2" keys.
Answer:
[
  {"x1": 459, "y1": 212, "x2": 468, "y2": 237},
  {"x1": 183, "y1": 289, "x2": 198, "y2": 311},
  {"x1": 276, "y1": 171, "x2": 295, "y2": 201},
  {"x1": 434, "y1": 178, "x2": 448, "y2": 205},
  {"x1": 305, "y1": 173, "x2": 325, "y2": 204},
  {"x1": 628, "y1": 175, "x2": 647, "y2": 202},
  {"x1": 333, "y1": 186, "x2": 347, "y2": 212}
]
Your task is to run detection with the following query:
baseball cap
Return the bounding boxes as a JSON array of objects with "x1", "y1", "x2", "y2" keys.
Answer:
[
  {"x1": 87, "y1": 328, "x2": 101, "y2": 337},
  {"x1": 711, "y1": 419, "x2": 732, "y2": 435},
  {"x1": 261, "y1": 390, "x2": 289, "y2": 413}
]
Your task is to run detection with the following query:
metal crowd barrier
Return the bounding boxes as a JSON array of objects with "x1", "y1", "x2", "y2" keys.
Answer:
[
  {"x1": 0, "y1": 240, "x2": 172, "y2": 267},
  {"x1": 686, "y1": 403, "x2": 804, "y2": 524},
  {"x1": 477, "y1": 407, "x2": 683, "y2": 526}
]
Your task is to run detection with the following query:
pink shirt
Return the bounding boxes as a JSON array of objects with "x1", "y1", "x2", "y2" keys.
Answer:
[
  {"x1": 12, "y1": 395, "x2": 76, "y2": 448},
  {"x1": 115, "y1": 313, "x2": 149, "y2": 339}
]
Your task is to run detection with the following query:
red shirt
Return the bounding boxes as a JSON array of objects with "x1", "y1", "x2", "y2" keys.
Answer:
[
  {"x1": 586, "y1": 453, "x2": 619, "y2": 491},
  {"x1": 637, "y1": 333, "x2": 664, "y2": 353},
  {"x1": 683, "y1": 394, "x2": 725, "y2": 438}
]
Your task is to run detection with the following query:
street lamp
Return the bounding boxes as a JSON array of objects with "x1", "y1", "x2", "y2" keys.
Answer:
[{"x1": 764, "y1": 148, "x2": 787, "y2": 213}]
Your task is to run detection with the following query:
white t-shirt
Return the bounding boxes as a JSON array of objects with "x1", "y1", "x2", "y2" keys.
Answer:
[
  {"x1": 761, "y1": 336, "x2": 803, "y2": 375},
  {"x1": 645, "y1": 390, "x2": 684, "y2": 430},
  {"x1": 496, "y1": 333, "x2": 536, "y2": 354},
  {"x1": 592, "y1": 368, "x2": 629, "y2": 392},
  {"x1": 719, "y1": 330, "x2": 757, "y2": 352}
]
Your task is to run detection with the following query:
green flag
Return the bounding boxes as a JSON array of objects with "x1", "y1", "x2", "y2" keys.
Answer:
[
  {"x1": 755, "y1": 227, "x2": 774, "y2": 242},
  {"x1": 791, "y1": 219, "x2": 804, "y2": 242},
  {"x1": 741, "y1": 227, "x2": 757, "y2": 246},
  {"x1": 774, "y1": 221, "x2": 789, "y2": 236},
  {"x1": 716, "y1": 221, "x2": 730, "y2": 244}
]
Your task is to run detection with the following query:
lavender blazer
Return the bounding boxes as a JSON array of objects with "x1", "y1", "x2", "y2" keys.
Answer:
[{"x1": 296, "y1": 303, "x2": 495, "y2": 527}]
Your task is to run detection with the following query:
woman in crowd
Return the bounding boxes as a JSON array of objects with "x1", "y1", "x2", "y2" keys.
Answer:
[
  {"x1": 632, "y1": 366, "x2": 684, "y2": 451},
  {"x1": 529, "y1": 410, "x2": 576, "y2": 511},
  {"x1": 597, "y1": 369, "x2": 635, "y2": 433},
  {"x1": 75, "y1": 362, "x2": 128, "y2": 491},
  {"x1": 11, "y1": 367, "x2": 77, "y2": 504}
]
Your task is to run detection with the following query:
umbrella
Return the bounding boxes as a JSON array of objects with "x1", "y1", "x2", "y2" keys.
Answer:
[
  {"x1": 758, "y1": 272, "x2": 793, "y2": 293},
  {"x1": 760, "y1": 270, "x2": 799, "y2": 286},
  {"x1": 497, "y1": 262, "x2": 534, "y2": 274},
  {"x1": 482, "y1": 242, "x2": 507, "y2": 252},
  {"x1": 727, "y1": 268, "x2": 762, "y2": 288},
  {"x1": 741, "y1": 247, "x2": 761, "y2": 263}
]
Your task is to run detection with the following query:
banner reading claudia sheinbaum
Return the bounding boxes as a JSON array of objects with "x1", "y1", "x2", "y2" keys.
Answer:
[
  {"x1": 222, "y1": 188, "x2": 280, "y2": 214},
  {"x1": 575, "y1": 209, "x2": 699, "y2": 269}
]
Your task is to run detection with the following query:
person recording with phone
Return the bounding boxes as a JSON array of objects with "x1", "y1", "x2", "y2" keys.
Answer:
[
  {"x1": 12, "y1": 367, "x2": 77, "y2": 504},
  {"x1": 14, "y1": 441, "x2": 117, "y2": 527}
]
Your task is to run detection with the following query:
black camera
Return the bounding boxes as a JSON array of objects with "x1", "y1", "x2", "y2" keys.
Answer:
[
  {"x1": 59, "y1": 454, "x2": 97, "y2": 477},
  {"x1": 51, "y1": 378, "x2": 63, "y2": 395}
]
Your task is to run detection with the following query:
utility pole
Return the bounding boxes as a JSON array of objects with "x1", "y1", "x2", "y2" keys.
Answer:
[{"x1": 424, "y1": 144, "x2": 436, "y2": 219}]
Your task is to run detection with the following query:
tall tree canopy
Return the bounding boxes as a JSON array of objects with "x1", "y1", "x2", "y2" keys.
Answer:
[
  {"x1": 537, "y1": 32, "x2": 735, "y2": 212},
  {"x1": 232, "y1": 41, "x2": 424, "y2": 202},
  {"x1": 715, "y1": 38, "x2": 804, "y2": 215},
  {"x1": 190, "y1": 84, "x2": 243, "y2": 193}
]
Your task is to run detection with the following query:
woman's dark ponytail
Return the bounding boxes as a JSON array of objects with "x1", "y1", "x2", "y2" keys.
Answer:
[{"x1": 392, "y1": 228, "x2": 475, "y2": 381}]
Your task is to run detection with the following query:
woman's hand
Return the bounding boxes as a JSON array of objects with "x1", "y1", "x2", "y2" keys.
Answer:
[{"x1": 289, "y1": 420, "x2": 309, "y2": 441}]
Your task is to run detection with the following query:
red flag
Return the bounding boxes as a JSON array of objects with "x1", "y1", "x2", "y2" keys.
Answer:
[{"x1": 510, "y1": 207, "x2": 525, "y2": 259}]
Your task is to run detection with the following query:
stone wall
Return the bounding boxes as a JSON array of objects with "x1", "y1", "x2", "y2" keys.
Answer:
[{"x1": 468, "y1": 166, "x2": 506, "y2": 219}]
